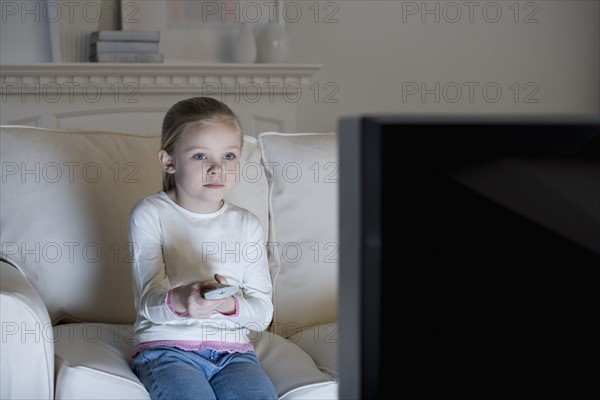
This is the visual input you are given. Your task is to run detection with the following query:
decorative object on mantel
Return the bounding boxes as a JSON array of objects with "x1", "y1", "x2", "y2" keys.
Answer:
[
  {"x1": 256, "y1": 7, "x2": 291, "y2": 64},
  {"x1": 88, "y1": 30, "x2": 163, "y2": 63},
  {"x1": 48, "y1": 0, "x2": 119, "y2": 62},
  {"x1": 233, "y1": 22, "x2": 257, "y2": 63},
  {"x1": 0, "y1": 0, "x2": 53, "y2": 63},
  {"x1": 122, "y1": 0, "x2": 273, "y2": 63},
  {"x1": 256, "y1": 22, "x2": 291, "y2": 63}
]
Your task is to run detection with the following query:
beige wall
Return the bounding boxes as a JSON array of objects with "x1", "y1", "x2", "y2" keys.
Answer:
[
  {"x1": 286, "y1": 0, "x2": 600, "y2": 132},
  {"x1": 3, "y1": 1, "x2": 598, "y2": 133}
]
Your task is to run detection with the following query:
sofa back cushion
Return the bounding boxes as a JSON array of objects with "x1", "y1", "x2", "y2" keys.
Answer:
[
  {"x1": 258, "y1": 132, "x2": 338, "y2": 337},
  {"x1": 0, "y1": 126, "x2": 267, "y2": 323}
]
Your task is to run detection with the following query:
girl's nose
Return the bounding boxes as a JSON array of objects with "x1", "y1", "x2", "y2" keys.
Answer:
[{"x1": 207, "y1": 163, "x2": 221, "y2": 175}]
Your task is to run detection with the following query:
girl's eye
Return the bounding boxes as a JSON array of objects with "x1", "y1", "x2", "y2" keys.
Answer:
[
  {"x1": 224, "y1": 153, "x2": 237, "y2": 161},
  {"x1": 192, "y1": 153, "x2": 206, "y2": 160}
]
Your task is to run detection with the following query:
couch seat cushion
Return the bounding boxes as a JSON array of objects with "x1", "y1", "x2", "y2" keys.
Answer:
[
  {"x1": 53, "y1": 323, "x2": 336, "y2": 399},
  {"x1": 53, "y1": 324, "x2": 147, "y2": 399}
]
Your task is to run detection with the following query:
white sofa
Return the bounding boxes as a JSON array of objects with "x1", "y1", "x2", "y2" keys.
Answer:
[{"x1": 0, "y1": 126, "x2": 339, "y2": 399}]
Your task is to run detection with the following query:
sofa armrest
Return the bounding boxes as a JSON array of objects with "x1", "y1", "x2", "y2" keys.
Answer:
[
  {"x1": 291, "y1": 323, "x2": 339, "y2": 379},
  {"x1": 1, "y1": 261, "x2": 54, "y2": 399}
]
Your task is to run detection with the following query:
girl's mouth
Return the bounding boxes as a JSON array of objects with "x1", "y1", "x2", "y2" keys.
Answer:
[{"x1": 204, "y1": 183, "x2": 224, "y2": 189}]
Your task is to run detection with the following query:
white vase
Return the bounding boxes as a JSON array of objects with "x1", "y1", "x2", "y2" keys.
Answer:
[
  {"x1": 233, "y1": 22, "x2": 257, "y2": 63},
  {"x1": 256, "y1": 22, "x2": 291, "y2": 63}
]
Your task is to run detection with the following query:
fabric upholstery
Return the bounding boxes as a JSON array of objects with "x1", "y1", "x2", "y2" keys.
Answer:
[
  {"x1": 0, "y1": 127, "x2": 267, "y2": 324},
  {"x1": 258, "y1": 133, "x2": 339, "y2": 337},
  {"x1": 0, "y1": 261, "x2": 54, "y2": 400},
  {"x1": 292, "y1": 323, "x2": 339, "y2": 380},
  {"x1": 53, "y1": 323, "x2": 336, "y2": 399},
  {"x1": 0, "y1": 127, "x2": 162, "y2": 323},
  {"x1": 1, "y1": 126, "x2": 338, "y2": 398}
]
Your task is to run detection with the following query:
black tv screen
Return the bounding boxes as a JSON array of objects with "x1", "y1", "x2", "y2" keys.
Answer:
[{"x1": 338, "y1": 116, "x2": 599, "y2": 399}]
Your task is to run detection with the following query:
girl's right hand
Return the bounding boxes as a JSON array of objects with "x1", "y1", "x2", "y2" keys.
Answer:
[{"x1": 171, "y1": 281, "x2": 228, "y2": 319}]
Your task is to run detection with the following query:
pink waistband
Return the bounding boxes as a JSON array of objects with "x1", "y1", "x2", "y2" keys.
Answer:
[{"x1": 131, "y1": 340, "x2": 254, "y2": 359}]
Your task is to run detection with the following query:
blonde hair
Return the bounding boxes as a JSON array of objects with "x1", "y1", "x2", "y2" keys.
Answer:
[{"x1": 160, "y1": 97, "x2": 242, "y2": 192}]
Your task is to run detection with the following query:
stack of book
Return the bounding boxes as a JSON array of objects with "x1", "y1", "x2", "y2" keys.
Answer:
[{"x1": 89, "y1": 30, "x2": 163, "y2": 63}]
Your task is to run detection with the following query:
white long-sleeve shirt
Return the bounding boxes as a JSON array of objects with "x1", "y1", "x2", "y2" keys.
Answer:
[{"x1": 129, "y1": 191, "x2": 273, "y2": 346}]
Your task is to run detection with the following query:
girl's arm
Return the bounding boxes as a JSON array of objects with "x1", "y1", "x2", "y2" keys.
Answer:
[
  {"x1": 223, "y1": 216, "x2": 274, "y2": 331},
  {"x1": 129, "y1": 200, "x2": 182, "y2": 324}
]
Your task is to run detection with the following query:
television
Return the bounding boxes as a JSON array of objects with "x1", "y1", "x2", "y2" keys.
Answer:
[{"x1": 338, "y1": 116, "x2": 599, "y2": 399}]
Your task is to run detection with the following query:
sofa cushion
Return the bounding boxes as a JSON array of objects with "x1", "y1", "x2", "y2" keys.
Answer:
[
  {"x1": 0, "y1": 126, "x2": 268, "y2": 324},
  {"x1": 53, "y1": 324, "x2": 148, "y2": 399},
  {"x1": 291, "y1": 323, "x2": 339, "y2": 380},
  {"x1": 0, "y1": 126, "x2": 162, "y2": 324},
  {"x1": 53, "y1": 323, "x2": 336, "y2": 399},
  {"x1": 0, "y1": 262, "x2": 54, "y2": 400},
  {"x1": 251, "y1": 328, "x2": 337, "y2": 398},
  {"x1": 258, "y1": 133, "x2": 338, "y2": 337}
]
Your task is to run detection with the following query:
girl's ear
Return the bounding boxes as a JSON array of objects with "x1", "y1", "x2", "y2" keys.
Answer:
[{"x1": 158, "y1": 149, "x2": 176, "y2": 174}]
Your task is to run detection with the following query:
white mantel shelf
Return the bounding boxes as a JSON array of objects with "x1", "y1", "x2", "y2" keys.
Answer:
[
  {"x1": 1, "y1": 63, "x2": 321, "y2": 133},
  {"x1": 0, "y1": 63, "x2": 322, "y2": 94}
]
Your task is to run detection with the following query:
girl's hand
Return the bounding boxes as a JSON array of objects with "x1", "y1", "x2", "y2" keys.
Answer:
[
  {"x1": 171, "y1": 273, "x2": 236, "y2": 318},
  {"x1": 171, "y1": 278, "x2": 227, "y2": 319},
  {"x1": 213, "y1": 274, "x2": 237, "y2": 315}
]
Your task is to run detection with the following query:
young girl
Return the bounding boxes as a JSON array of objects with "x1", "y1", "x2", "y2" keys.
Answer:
[{"x1": 129, "y1": 97, "x2": 278, "y2": 399}]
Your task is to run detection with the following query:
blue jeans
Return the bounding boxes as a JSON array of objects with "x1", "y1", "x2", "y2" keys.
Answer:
[{"x1": 131, "y1": 347, "x2": 278, "y2": 400}]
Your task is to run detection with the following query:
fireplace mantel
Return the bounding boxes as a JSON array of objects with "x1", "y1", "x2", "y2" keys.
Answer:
[
  {"x1": 1, "y1": 63, "x2": 322, "y2": 93},
  {"x1": 0, "y1": 63, "x2": 322, "y2": 135}
]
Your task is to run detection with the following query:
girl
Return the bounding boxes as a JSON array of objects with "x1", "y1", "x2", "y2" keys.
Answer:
[{"x1": 129, "y1": 97, "x2": 278, "y2": 399}]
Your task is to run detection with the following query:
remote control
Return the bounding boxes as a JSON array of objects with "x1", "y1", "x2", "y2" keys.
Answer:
[{"x1": 201, "y1": 283, "x2": 239, "y2": 300}]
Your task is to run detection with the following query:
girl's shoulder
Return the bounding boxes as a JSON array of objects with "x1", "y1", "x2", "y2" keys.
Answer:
[
  {"x1": 224, "y1": 202, "x2": 264, "y2": 240},
  {"x1": 132, "y1": 191, "x2": 164, "y2": 207},
  {"x1": 130, "y1": 192, "x2": 168, "y2": 218},
  {"x1": 224, "y1": 202, "x2": 261, "y2": 224}
]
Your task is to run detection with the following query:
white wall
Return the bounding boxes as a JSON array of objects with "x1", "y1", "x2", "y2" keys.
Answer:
[{"x1": 285, "y1": 0, "x2": 600, "y2": 133}]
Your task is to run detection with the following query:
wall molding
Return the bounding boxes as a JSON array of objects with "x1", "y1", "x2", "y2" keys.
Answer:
[{"x1": 0, "y1": 63, "x2": 322, "y2": 94}]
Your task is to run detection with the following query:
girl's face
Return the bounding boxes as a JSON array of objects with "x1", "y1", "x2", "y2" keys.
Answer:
[{"x1": 160, "y1": 122, "x2": 242, "y2": 213}]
